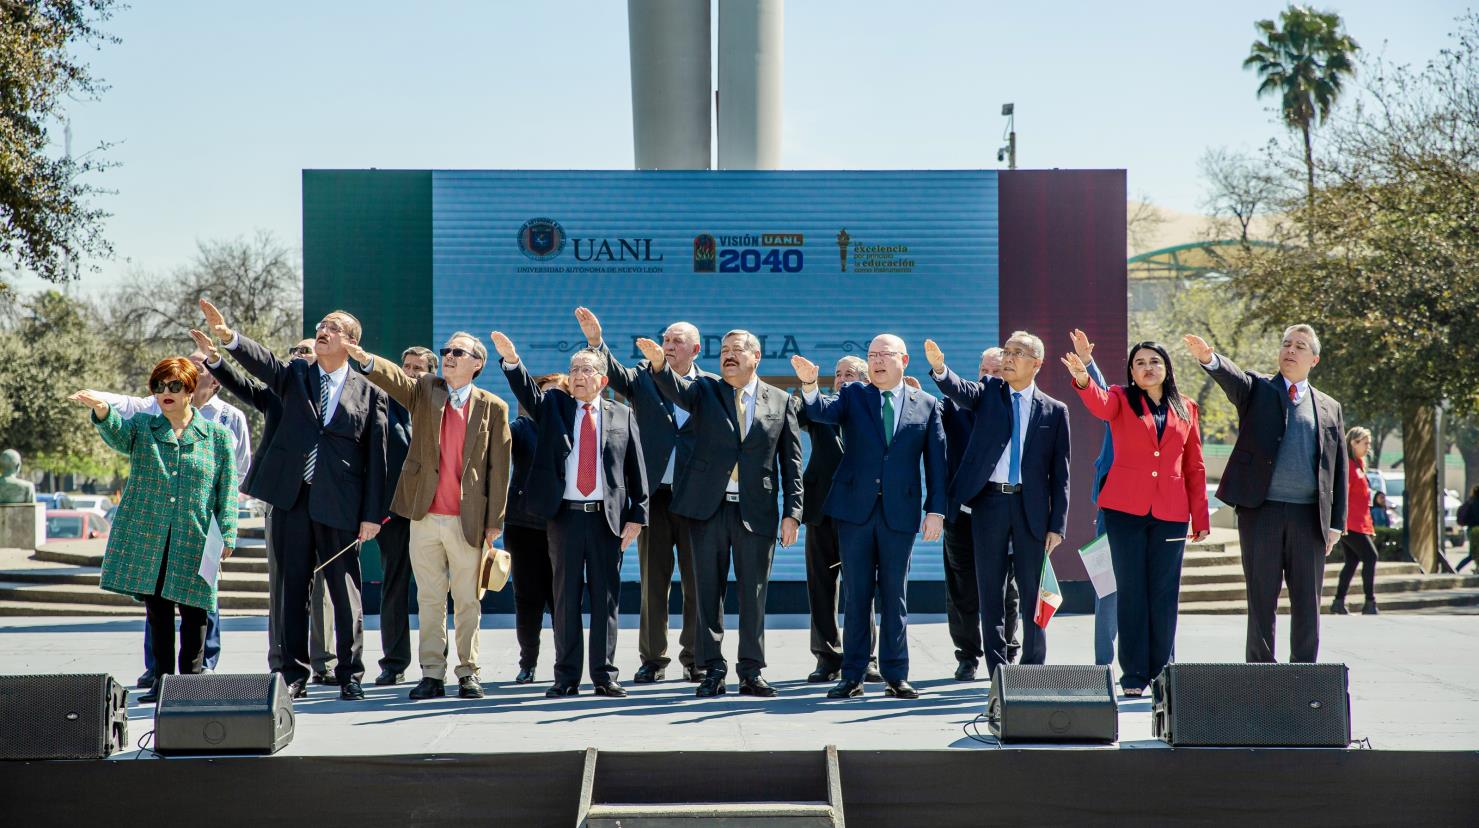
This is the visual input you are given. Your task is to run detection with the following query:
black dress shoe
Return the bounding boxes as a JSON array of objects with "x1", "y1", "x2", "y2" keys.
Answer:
[
  {"x1": 312, "y1": 670, "x2": 336, "y2": 686},
  {"x1": 515, "y1": 667, "x2": 536, "y2": 684},
  {"x1": 139, "y1": 679, "x2": 162, "y2": 705},
  {"x1": 827, "y1": 679, "x2": 863, "y2": 699},
  {"x1": 594, "y1": 682, "x2": 628, "y2": 697},
  {"x1": 409, "y1": 678, "x2": 445, "y2": 700},
  {"x1": 136, "y1": 669, "x2": 156, "y2": 689},
  {"x1": 884, "y1": 680, "x2": 920, "y2": 699},
  {"x1": 286, "y1": 679, "x2": 309, "y2": 699},
  {"x1": 807, "y1": 666, "x2": 840, "y2": 683},
  {"x1": 683, "y1": 665, "x2": 708, "y2": 683},
  {"x1": 546, "y1": 684, "x2": 579, "y2": 698},
  {"x1": 1007, "y1": 645, "x2": 1022, "y2": 665},
  {"x1": 458, "y1": 676, "x2": 485, "y2": 699},
  {"x1": 955, "y1": 661, "x2": 978, "y2": 681},
  {"x1": 1362, "y1": 599, "x2": 1379, "y2": 615},
  {"x1": 633, "y1": 663, "x2": 665, "y2": 684},
  {"x1": 374, "y1": 669, "x2": 404, "y2": 687},
  {"x1": 864, "y1": 663, "x2": 884, "y2": 683},
  {"x1": 696, "y1": 674, "x2": 727, "y2": 697},
  {"x1": 339, "y1": 680, "x2": 366, "y2": 701},
  {"x1": 739, "y1": 676, "x2": 777, "y2": 697},
  {"x1": 1330, "y1": 598, "x2": 1349, "y2": 615}
]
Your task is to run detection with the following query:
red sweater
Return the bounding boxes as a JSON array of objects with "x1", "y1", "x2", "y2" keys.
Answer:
[
  {"x1": 429, "y1": 398, "x2": 468, "y2": 517},
  {"x1": 1346, "y1": 459, "x2": 1373, "y2": 535}
]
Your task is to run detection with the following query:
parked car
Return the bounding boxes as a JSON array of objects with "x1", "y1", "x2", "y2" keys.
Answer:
[
  {"x1": 36, "y1": 492, "x2": 75, "y2": 510},
  {"x1": 64, "y1": 494, "x2": 111, "y2": 514},
  {"x1": 1369, "y1": 470, "x2": 1460, "y2": 542},
  {"x1": 45, "y1": 510, "x2": 111, "y2": 542}
]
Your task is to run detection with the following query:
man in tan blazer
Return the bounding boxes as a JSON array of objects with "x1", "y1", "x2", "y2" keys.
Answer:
[{"x1": 347, "y1": 332, "x2": 512, "y2": 700}]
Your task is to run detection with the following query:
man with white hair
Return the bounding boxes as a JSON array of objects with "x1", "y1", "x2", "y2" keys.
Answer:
[{"x1": 1185, "y1": 325, "x2": 1346, "y2": 663}]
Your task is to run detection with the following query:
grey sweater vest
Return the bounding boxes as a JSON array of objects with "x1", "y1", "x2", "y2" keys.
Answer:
[{"x1": 1267, "y1": 387, "x2": 1319, "y2": 504}]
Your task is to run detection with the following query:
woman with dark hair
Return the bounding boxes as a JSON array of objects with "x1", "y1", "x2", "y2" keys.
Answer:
[
  {"x1": 1062, "y1": 338, "x2": 1209, "y2": 697},
  {"x1": 69, "y1": 357, "x2": 238, "y2": 703},
  {"x1": 505, "y1": 372, "x2": 569, "y2": 683},
  {"x1": 1371, "y1": 491, "x2": 1393, "y2": 528},
  {"x1": 1332, "y1": 427, "x2": 1379, "y2": 615}
]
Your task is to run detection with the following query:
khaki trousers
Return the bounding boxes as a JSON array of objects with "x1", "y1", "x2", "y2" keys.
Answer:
[{"x1": 410, "y1": 513, "x2": 483, "y2": 680}]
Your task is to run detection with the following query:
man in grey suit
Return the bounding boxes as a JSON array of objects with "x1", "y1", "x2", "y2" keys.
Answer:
[
  {"x1": 1185, "y1": 326, "x2": 1347, "y2": 663},
  {"x1": 576, "y1": 308, "x2": 715, "y2": 684},
  {"x1": 635, "y1": 331, "x2": 804, "y2": 698}
]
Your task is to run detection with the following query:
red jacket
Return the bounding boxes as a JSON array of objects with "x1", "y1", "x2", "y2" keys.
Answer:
[
  {"x1": 1076, "y1": 382, "x2": 1210, "y2": 534},
  {"x1": 1347, "y1": 459, "x2": 1374, "y2": 534}
]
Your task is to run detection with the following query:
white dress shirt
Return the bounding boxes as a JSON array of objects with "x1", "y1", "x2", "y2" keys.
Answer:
[
  {"x1": 97, "y1": 391, "x2": 253, "y2": 488},
  {"x1": 725, "y1": 375, "x2": 762, "y2": 493},
  {"x1": 989, "y1": 381, "x2": 1036, "y2": 485},
  {"x1": 662, "y1": 366, "x2": 697, "y2": 486},
  {"x1": 563, "y1": 399, "x2": 606, "y2": 501}
]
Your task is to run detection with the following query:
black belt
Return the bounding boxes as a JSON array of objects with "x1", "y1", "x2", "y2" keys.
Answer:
[
  {"x1": 724, "y1": 492, "x2": 741, "y2": 503},
  {"x1": 656, "y1": 483, "x2": 673, "y2": 493},
  {"x1": 985, "y1": 483, "x2": 1023, "y2": 495},
  {"x1": 564, "y1": 500, "x2": 603, "y2": 513}
]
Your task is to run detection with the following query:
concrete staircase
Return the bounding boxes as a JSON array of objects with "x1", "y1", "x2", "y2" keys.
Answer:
[
  {"x1": 1178, "y1": 528, "x2": 1479, "y2": 614},
  {"x1": 0, "y1": 520, "x2": 269, "y2": 617}
]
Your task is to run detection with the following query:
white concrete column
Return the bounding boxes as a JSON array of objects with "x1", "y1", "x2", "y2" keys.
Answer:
[
  {"x1": 717, "y1": 0, "x2": 783, "y2": 170},
  {"x1": 627, "y1": 0, "x2": 713, "y2": 170}
]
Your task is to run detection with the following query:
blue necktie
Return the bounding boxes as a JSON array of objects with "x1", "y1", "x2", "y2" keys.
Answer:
[{"x1": 1008, "y1": 391, "x2": 1022, "y2": 486}]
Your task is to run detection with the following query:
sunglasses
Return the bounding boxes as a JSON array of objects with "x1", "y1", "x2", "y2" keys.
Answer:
[
  {"x1": 289, "y1": 346, "x2": 313, "y2": 356},
  {"x1": 440, "y1": 347, "x2": 481, "y2": 360},
  {"x1": 151, "y1": 380, "x2": 188, "y2": 394}
]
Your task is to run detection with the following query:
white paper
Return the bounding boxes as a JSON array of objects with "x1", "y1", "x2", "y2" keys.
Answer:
[
  {"x1": 198, "y1": 517, "x2": 224, "y2": 585},
  {"x1": 1078, "y1": 533, "x2": 1117, "y2": 598}
]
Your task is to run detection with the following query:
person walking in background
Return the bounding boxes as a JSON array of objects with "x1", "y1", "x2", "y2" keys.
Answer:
[
  {"x1": 505, "y1": 372, "x2": 569, "y2": 683},
  {"x1": 1062, "y1": 338, "x2": 1208, "y2": 696},
  {"x1": 1332, "y1": 427, "x2": 1380, "y2": 615},
  {"x1": 69, "y1": 358, "x2": 238, "y2": 704},
  {"x1": 1456, "y1": 486, "x2": 1479, "y2": 572}
]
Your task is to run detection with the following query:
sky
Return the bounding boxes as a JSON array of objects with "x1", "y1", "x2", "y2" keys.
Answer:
[{"x1": 13, "y1": 0, "x2": 1469, "y2": 293}]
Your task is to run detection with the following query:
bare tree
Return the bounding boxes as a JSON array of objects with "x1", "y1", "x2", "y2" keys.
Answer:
[
  {"x1": 1126, "y1": 193, "x2": 1166, "y2": 254},
  {"x1": 1199, "y1": 147, "x2": 1286, "y2": 243}
]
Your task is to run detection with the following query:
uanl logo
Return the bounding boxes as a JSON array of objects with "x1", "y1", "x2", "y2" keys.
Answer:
[
  {"x1": 517, "y1": 217, "x2": 566, "y2": 261},
  {"x1": 693, "y1": 234, "x2": 717, "y2": 272},
  {"x1": 572, "y1": 237, "x2": 665, "y2": 262}
]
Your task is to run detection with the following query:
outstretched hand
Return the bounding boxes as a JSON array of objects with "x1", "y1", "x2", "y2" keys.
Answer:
[
  {"x1": 343, "y1": 340, "x2": 370, "y2": 366},
  {"x1": 634, "y1": 337, "x2": 665, "y2": 371},
  {"x1": 791, "y1": 354, "x2": 820, "y2": 386},
  {"x1": 1183, "y1": 334, "x2": 1214, "y2": 365},
  {"x1": 575, "y1": 307, "x2": 603, "y2": 347},
  {"x1": 1060, "y1": 352, "x2": 1091, "y2": 388},
  {"x1": 1069, "y1": 329, "x2": 1095, "y2": 364},
  {"x1": 199, "y1": 299, "x2": 234, "y2": 343},
  {"x1": 188, "y1": 329, "x2": 219, "y2": 362},
  {"x1": 68, "y1": 390, "x2": 110, "y2": 419},
  {"x1": 489, "y1": 331, "x2": 518, "y2": 364},
  {"x1": 923, "y1": 339, "x2": 945, "y2": 374}
]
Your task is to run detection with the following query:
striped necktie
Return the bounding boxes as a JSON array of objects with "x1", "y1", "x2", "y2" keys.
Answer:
[{"x1": 305, "y1": 372, "x2": 329, "y2": 483}]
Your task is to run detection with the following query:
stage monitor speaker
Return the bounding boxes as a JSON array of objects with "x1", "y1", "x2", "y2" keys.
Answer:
[
  {"x1": 0, "y1": 673, "x2": 128, "y2": 760},
  {"x1": 1152, "y1": 663, "x2": 1351, "y2": 747},
  {"x1": 154, "y1": 673, "x2": 295, "y2": 756},
  {"x1": 987, "y1": 665, "x2": 1118, "y2": 743}
]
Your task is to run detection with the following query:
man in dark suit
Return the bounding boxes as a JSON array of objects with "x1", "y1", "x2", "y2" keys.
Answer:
[
  {"x1": 1185, "y1": 327, "x2": 1346, "y2": 663},
  {"x1": 576, "y1": 307, "x2": 714, "y2": 684},
  {"x1": 492, "y1": 331, "x2": 647, "y2": 698},
  {"x1": 927, "y1": 331, "x2": 1071, "y2": 681},
  {"x1": 634, "y1": 331, "x2": 803, "y2": 697},
  {"x1": 798, "y1": 356, "x2": 880, "y2": 684},
  {"x1": 201, "y1": 300, "x2": 389, "y2": 700},
  {"x1": 792, "y1": 335, "x2": 947, "y2": 700}
]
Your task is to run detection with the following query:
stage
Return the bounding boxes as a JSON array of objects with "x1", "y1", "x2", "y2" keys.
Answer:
[{"x1": 2, "y1": 614, "x2": 1476, "y2": 824}]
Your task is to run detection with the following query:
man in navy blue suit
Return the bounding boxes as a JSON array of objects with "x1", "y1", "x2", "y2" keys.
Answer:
[
  {"x1": 926, "y1": 331, "x2": 1070, "y2": 680},
  {"x1": 791, "y1": 335, "x2": 947, "y2": 700}
]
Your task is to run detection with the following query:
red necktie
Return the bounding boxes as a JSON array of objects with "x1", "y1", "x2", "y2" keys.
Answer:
[
  {"x1": 1288, "y1": 384, "x2": 1298, "y2": 403},
  {"x1": 577, "y1": 403, "x2": 597, "y2": 497}
]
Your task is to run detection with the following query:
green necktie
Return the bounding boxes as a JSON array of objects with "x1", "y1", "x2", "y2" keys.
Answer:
[{"x1": 882, "y1": 390, "x2": 895, "y2": 447}]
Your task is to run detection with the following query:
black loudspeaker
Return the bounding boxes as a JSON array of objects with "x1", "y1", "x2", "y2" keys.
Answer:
[
  {"x1": 1153, "y1": 663, "x2": 1351, "y2": 747},
  {"x1": 154, "y1": 673, "x2": 295, "y2": 755},
  {"x1": 0, "y1": 673, "x2": 128, "y2": 760},
  {"x1": 987, "y1": 665, "x2": 1118, "y2": 743}
]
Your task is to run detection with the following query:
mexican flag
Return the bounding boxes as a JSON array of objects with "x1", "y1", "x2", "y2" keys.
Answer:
[{"x1": 1035, "y1": 550, "x2": 1063, "y2": 628}]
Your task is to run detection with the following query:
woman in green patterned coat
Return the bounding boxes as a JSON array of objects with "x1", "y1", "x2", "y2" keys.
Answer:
[{"x1": 70, "y1": 357, "x2": 238, "y2": 703}]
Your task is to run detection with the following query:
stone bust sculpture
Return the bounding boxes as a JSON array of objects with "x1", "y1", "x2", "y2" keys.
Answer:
[{"x1": 0, "y1": 449, "x2": 37, "y2": 504}]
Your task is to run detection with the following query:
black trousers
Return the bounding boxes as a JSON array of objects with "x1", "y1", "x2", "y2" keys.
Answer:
[
  {"x1": 1103, "y1": 508, "x2": 1187, "y2": 691},
  {"x1": 506, "y1": 523, "x2": 555, "y2": 670},
  {"x1": 637, "y1": 486, "x2": 699, "y2": 670},
  {"x1": 942, "y1": 510, "x2": 1022, "y2": 665},
  {"x1": 1237, "y1": 500, "x2": 1325, "y2": 663},
  {"x1": 271, "y1": 485, "x2": 366, "y2": 686},
  {"x1": 376, "y1": 514, "x2": 413, "y2": 674},
  {"x1": 547, "y1": 507, "x2": 622, "y2": 687},
  {"x1": 145, "y1": 534, "x2": 208, "y2": 676},
  {"x1": 970, "y1": 489, "x2": 1047, "y2": 677},
  {"x1": 1335, "y1": 531, "x2": 1378, "y2": 602},
  {"x1": 803, "y1": 517, "x2": 877, "y2": 670},
  {"x1": 688, "y1": 500, "x2": 776, "y2": 679}
]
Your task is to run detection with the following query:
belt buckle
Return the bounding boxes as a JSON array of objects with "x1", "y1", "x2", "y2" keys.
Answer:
[
  {"x1": 583, "y1": 501, "x2": 601, "y2": 513},
  {"x1": 725, "y1": 492, "x2": 741, "y2": 503}
]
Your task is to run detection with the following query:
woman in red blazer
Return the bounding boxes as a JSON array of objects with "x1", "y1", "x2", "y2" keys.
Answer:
[
  {"x1": 1332, "y1": 426, "x2": 1378, "y2": 615},
  {"x1": 1063, "y1": 339, "x2": 1209, "y2": 696}
]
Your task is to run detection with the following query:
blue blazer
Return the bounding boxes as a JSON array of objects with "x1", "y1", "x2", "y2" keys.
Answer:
[
  {"x1": 932, "y1": 368, "x2": 1071, "y2": 541},
  {"x1": 803, "y1": 382, "x2": 947, "y2": 534}
]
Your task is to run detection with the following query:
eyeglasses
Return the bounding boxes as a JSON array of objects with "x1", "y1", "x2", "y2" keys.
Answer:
[
  {"x1": 569, "y1": 365, "x2": 600, "y2": 376},
  {"x1": 289, "y1": 346, "x2": 313, "y2": 356},
  {"x1": 867, "y1": 351, "x2": 903, "y2": 360},
  {"x1": 315, "y1": 320, "x2": 344, "y2": 334},
  {"x1": 440, "y1": 347, "x2": 481, "y2": 360},
  {"x1": 151, "y1": 380, "x2": 188, "y2": 394},
  {"x1": 1001, "y1": 348, "x2": 1038, "y2": 361}
]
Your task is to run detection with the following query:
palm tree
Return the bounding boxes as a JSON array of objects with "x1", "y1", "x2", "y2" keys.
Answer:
[{"x1": 1243, "y1": 6, "x2": 1359, "y2": 216}]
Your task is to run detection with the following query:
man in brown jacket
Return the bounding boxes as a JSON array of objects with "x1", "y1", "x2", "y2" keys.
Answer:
[{"x1": 347, "y1": 332, "x2": 512, "y2": 700}]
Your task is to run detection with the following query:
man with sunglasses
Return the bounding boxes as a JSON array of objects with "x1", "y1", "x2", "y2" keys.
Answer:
[
  {"x1": 92, "y1": 347, "x2": 252, "y2": 687},
  {"x1": 345, "y1": 333, "x2": 511, "y2": 700},
  {"x1": 200, "y1": 300, "x2": 389, "y2": 701}
]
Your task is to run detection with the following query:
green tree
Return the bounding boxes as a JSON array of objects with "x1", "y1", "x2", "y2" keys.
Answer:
[
  {"x1": 0, "y1": 1, "x2": 119, "y2": 290},
  {"x1": 1243, "y1": 5, "x2": 1359, "y2": 214}
]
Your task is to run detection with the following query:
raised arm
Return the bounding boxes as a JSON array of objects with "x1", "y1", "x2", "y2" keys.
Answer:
[
  {"x1": 644, "y1": 339, "x2": 704, "y2": 410},
  {"x1": 200, "y1": 300, "x2": 295, "y2": 395},
  {"x1": 351, "y1": 342, "x2": 418, "y2": 411},
  {"x1": 71, "y1": 392, "x2": 139, "y2": 455},
  {"x1": 1184, "y1": 333, "x2": 1255, "y2": 412},
  {"x1": 1062, "y1": 351, "x2": 1121, "y2": 422},
  {"x1": 92, "y1": 391, "x2": 157, "y2": 419},
  {"x1": 491, "y1": 331, "x2": 550, "y2": 423},
  {"x1": 578, "y1": 307, "x2": 643, "y2": 399}
]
